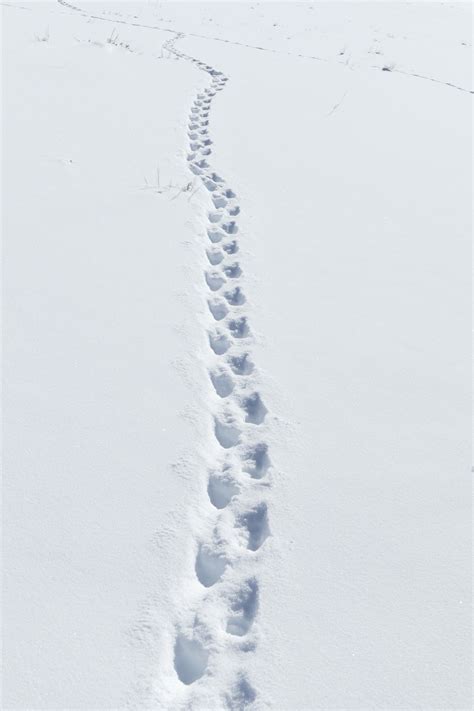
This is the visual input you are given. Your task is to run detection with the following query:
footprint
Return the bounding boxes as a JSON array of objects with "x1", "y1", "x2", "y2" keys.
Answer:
[
  {"x1": 228, "y1": 317, "x2": 249, "y2": 338},
  {"x1": 209, "y1": 330, "x2": 231, "y2": 355},
  {"x1": 228, "y1": 205, "x2": 240, "y2": 216},
  {"x1": 225, "y1": 189, "x2": 236, "y2": 198},
  {"x1": 204, "y1": 179, "x2": 218, "y2": 192},
  {"x1": 205, "y1": 270, "x2": 226, "y2": 291},
  {"x1": 229, "y1": 353, "x2": 254, "y2": 375},
  {"x1": 206, "y1": 248, "x2": 224, "y2": 266},
  {"x1": 226, "y1": 675, "x2": 257, "y2": 708},
  {"x1": 223, "y1": 240, "x2": 238, "y2": 255},
  {"x1": 207, "y1": 228, "x2": 223, "y2": 243},
  {"x1": 208, "y1": 211, "x2": 223, "y2": 223},
  {"x1": 214, "y1": 417, "x2": 241, "y2": 449},
  {"x1": 226, "y1": 579, "x2": 259, "y2": 636},
  {"x1": 222, "y1": 221, "x2": 238, "y2": 235},
  {"x1": 195, "y1": 544, "x2": 228, "y2": 587},
  {"x1": 223, "y1": 262, "x2": 242, "y2": 278},
  {"x1": 208, "y1": 299, "x2": 228, "y2": 321},
  {"x1": 224, "y1": 286, "x2": 246, "y2": 305},
  {"x1": 212, "y1": 195, "x2": 227, "y2": 209},
  {"x1": 174, "y1": 634, "x2": 208, "y2": 685},
  {"x1": 211, "y1": 172, "x2": 224, "y2": 183},
  {"x1": 239, "y1": 503, "x2": 270, "y2": 551},
  {"x1": 210, "y1": 367, "x2": 234, "y2": 397},
  {"x1": 242, "y1": 442, "x2": 270, "y2": 479},
  {"x1": 208, "y1": 473, "x2": 239, "y2": 509},
  {"x1": 242, "y1": 392, "x2": 267, "y2": 424}
]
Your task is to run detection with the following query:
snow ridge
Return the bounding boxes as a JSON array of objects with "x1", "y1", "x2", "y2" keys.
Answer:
[{"x1": 162, "y1": 35, "x2": 271, "y2": 709}]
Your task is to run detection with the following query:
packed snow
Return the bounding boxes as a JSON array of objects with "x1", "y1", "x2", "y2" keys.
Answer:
[{"x1": 3, "y1": 1, "x2": 471, "y2": 709}]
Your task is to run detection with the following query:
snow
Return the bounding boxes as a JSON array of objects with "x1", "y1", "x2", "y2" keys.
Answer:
[{"x1": 2, "y1": 1, "x2": 471, "y2": 710}]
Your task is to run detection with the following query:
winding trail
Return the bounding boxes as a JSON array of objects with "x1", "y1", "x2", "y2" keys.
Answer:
[{"x1": 160, "y1": 35, "x2": 271, "y2": 708}]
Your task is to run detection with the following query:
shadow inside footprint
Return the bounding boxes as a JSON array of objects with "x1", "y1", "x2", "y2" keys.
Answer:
[
  {"x1": 174, "y1": 634, "x2": 208, "y2": 685},
  {"x1": 242, "y1": 392, "x2": 267, "y2": 424},
  {"x1": 208, "y1": 473, "x2": 239, "y2": 509},
  {"x1": 207, "y1": 248, "x2": 224, "y2": 266},
  {"x1": 229, "y1": 353, "x2": 254, "y2": 375},
  {"x1": 208, "y1": 299, "x2": 228, "y2": 321},
  {"x1": 214, "y1": 417, "x2": 241, "y2": 448},
  {"x1": 226, "y1": 579, "x2": 259, "y2": 636},
  {"x1": 195, "y1": 545, "x2": 228, "y2": 587},
  {"x1": 223, "y1": 262, "x2": 242, "y2": 278},
  {"x1": 226, "y1": 675, "x2": 257, "y2": 708},
  {"x1": 210, "y1": 368, "x2": 234, "y2": 397},
  {"x1": 239, "y1": 503, "x2": 270, "y2": 551},
  {"x1": 242, "y1": 442, "x2": 270, "y2": 479},
  {"x1": 228, "y1": 317, "x2": 249, "y2": 338},
  {"x1": 205, "y1": 271, "x2": 226, "y2": 291},
  {"x1": 222, "y1": 240, "x2": 238, "y2": 255},
  {"x1": 225, "y1": 286, "x2": 246, "y2": 305},
  {"x1": 209, "y1": 330, "x2": 230, "y2": 355}
]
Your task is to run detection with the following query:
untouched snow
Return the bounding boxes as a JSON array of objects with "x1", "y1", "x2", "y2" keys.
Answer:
[{"x1": 2, "y1": 2, "x2": 471, "y2": 710}]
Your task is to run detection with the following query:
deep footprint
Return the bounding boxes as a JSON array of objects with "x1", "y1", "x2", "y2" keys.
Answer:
[
  {"x1": 226, "y1": 579, "x2": 259, "y2": 636},
  {"x1": 229, "y1": 353, "x2": 254, "y2": 375},
  {"x1": 239, "y1": 503, "x2": 270, "y2": 551},
  {"x1": 209, "y1": 330, "x2": 231, "y2": 355},
  {"x1": 214, "y1": 417, "x2": 241, "y2": 449},
  {"x1": 242, "y1": 392, "x2": 267, "y2": 424},
  {"x1": 208, "y1": 473, "x2": 239, "y2": 509},
  {"x1": 210, "y1": 368, "x2": 235, "y2": 397},
  {"x1": 242, "y1": 442, "x2": 270, "y2": 479},
  {"x1": 174, "y1": 634, "x2": 208, "y2": 685},
  {"x1": 195, "y1": 545, "x2": 228, "y2": 587},
  {"x1": 208, "y1": 299, "x2": 229, "y2": 321}
]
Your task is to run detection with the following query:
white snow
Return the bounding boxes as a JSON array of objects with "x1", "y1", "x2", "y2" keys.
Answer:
[{"x1": 3, "y1": 2, "x2": 471, "y2": 709}]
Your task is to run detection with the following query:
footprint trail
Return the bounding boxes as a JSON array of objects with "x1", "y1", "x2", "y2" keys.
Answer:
[{"x1": 164, "y1": 34, "x2": 272, "y2": 708}]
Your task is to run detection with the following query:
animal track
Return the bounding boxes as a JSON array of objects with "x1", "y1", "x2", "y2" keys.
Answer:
[
  {"x1": 224, "y1": 286, "x2": 246, "y2": 305},
  {"x1": 208, "y1": 298, "x2": 229, "y2": 321},
  {"x1": 207, "y1": 248, "x2": 224, "y2": 265},
  {"x1": 207, "y1": 227, "x2": 223, "y2": 243},
  {"x1": 210, "y1": 367, "x2": 235, "y2": 397},
  {"x1": 222, "y1": 221, "x2": 238, "y2": 234},
  {"x1": 164, "y1": 35, "x2": 272, "y2": 706},
  {"x1": 242, "y1": 443, "x2": 270, "y2": 479},
  {"x1": 227, "y1": 675, "x2": 257, "y2": 708},
  {"x1": 228, "y1": 317, "x2": 250, "y2": 339},
  {"x1": 205, "y1": 270, "x2": 226, "y2": 291},
  {"x1": 223, "y1": 262, "x2": 242, "y2": 278},
  {"x1": 209, "y1": 330, "x2": 231, "y2": 355},
  {"x1": 195, "y1": 544, "x2": 228, "y2": 587},
  {"x1": 239, "y1": 503, "x2": 270, "y2": 551},
  {"x1": 242, "y1": 392, "x2": 267, "y2": 424},
  {"x1": 174, "y1": 634, "x2": 208, "y2": 685},
  {"x1": 213, "y1": 195, "x2": 227, "y2": 209},
  {"x1": 229, "y1": 353, "x2": 254, "y2": 376},
  {"x1": 226, "y1": 579, "x2": 259, "y2": 636},
  {"x1": 222, "y1": 240, "x2": 238, "y2": 254},
  {"x1": 208, "y1": 473, "x2": 239, "y2": 509},
  {"x1": 214, "y1": 417, "x2": 241, "y2": 449}
]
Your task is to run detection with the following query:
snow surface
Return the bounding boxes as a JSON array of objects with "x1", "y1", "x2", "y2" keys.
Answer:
[{"x1": 2, "y1": 1, "x2": 472, "y2": 709}]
